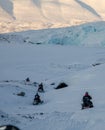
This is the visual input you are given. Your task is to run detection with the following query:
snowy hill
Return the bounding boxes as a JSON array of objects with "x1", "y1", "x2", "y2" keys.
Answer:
[
  {"x1": 1, "y1": 44, "x2": 105, "y2": 130},
  {"x1": 1, "y1": 21, "x2": 105, "y2": 47},
  {"x1": 1, "y1": 2, "x2": 105, "y2": 128},
  {"x1": 0, "y1": 0, "x2": 105, "y2": 33}
]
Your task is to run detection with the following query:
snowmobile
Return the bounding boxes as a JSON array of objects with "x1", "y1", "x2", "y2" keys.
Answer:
[
  {"x1": 33, "y1": 93, "x2": 44, "y2": 105},
  {"x1": 81, "y1": 100, "x2": 93, "y2": 109},
  {"x1": 81, "y1": 92, "x2": 94, "y2": 110},
  {"x1": 38, "y1": 83, "x2": 44, "y2": 93},
  {"x1": 38, "y1": 88, "x2": 44, "y2": 93},
  {"x1": 0, "y1": 125, "x2": 20, "y2": 130},
  {"x1": 33, "y1": 98, "x2": 43, "y2": 105}
]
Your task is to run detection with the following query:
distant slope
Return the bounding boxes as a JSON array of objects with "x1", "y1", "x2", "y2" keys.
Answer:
[
  {"x1": 0, "y1": 0, "x2": 14, "y2": 18},
  {"x1": 12, "y1": 0, "x2": 101, "y2": 22},
  {"x1": 0, "y1": 0, "x2": 15, "y2": 21},
  {"x1": 0, "y1": 0, "x2": 105, "y2": 33},
  {"x1": 75, "y1": 0, "x2": 101, "y2": 18},
  {"x1": 1, "y1": 21, "x2": 105, "y2": 47},
  {"x1": 82, "y1": 0, "x2": 105, "y2": 19}
]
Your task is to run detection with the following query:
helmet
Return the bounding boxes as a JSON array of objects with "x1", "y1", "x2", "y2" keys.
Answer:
[{"x1": 85, "y1": 92, "x2": 88, "y2": 96}]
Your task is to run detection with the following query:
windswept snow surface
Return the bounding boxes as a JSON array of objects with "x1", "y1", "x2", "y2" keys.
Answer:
[
  {"x1": 0, "y1": 17, "x2": 105, "y2": 130},
  {"x1": 1, "y1": 43, "x2": 105, "y2": 130}
]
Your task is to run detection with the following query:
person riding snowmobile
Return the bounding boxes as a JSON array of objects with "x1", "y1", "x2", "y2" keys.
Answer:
[
  {"x1": 26, "y1": 77, "x2": 30, "y2": 82},
  {"x1": 82, "y1": 92, "x2": 93, "y2": 109},
  {"x1": 33, "y1": 93, "x2": 42, "y2": 105},
  {"x1": 38, "y1": 83, "x2": 44, "y2": 92}
]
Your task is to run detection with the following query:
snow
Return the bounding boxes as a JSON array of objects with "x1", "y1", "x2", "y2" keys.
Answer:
[
  {"x1": 1, "y1": 21, "x2": 105, "y2": 47},
  {"x1": 75, "y1": 0, "x2": 101, "y2": 18},
  {"x1": 1, "y1": 16, "x2": 105, "y2": 129},
  {"x1": 0, "y1": 0, "x2": 105, "y2": 33},
  {"x1": 1, "y1": 39, "x2": 105, "y2": 130},
  {"x1": 0, "y1": 0, "x2": 14, "y2": 18}
]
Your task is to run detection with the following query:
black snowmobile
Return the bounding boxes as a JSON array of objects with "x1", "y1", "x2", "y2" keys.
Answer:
[
  {"x1": 33, "y1": 99, "x2": 43, "y2": 105},
  {"x1": 82, "y1": 100, "x2": 93, "y2": 109},
  {"x1": 33, "y1": 93, "x2": 43, "y2": 105},
  {"x1": 38, "y1": 83, "x2": 44, "y2": 93},
  {"x1": 0, "y1": 125, "x2": 20, "y2": 130},
  {"x1": 81, "y1": 92, "x2": 93, "y2": 109}
]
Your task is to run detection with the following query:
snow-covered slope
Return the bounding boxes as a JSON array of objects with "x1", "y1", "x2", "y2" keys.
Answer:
[
  {"x1": 0, "y1": 44, "x2": 105, "y2": 130},
  {"x1": 1, "y1": 21, "x2": 105, "y2": 47},
  {"x1": 0, "y1": 0, "x2": 104, "y2": 33},
  {"x1": 0, "y1": 3, "x2": 105, "y2": 128},
  {"x1": 0, "y1": 0, "x2": 14, "y2": 21},
  {"x1": 83, "y1": 0, "x2": 105, "y2": 19}
]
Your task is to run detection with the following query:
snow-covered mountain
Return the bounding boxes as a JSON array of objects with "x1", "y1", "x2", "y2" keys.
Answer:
[
  {"x1": 1, "y1": 2, "x2": 105, "y2": 129},
  {"x1": 0, "y1": 0, "x2": 105, "y2": 33},
  {"x1": 1, "y1": 21, "x2": 105, "y2": 47}
]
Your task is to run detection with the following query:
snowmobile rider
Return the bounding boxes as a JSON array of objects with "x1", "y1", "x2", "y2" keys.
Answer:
[
  {"x1": 34, "y1": 93, "x2": 41, "y2": 103},
  {"x1": 26, "y1": 77, "x2": 30, "y2": 82},
  {"x1": 38, "y1": 83, "x2": 44, "y2": 92},
  {"x1": 82, "y1": 92, "x2": 93, "y2": 109}
]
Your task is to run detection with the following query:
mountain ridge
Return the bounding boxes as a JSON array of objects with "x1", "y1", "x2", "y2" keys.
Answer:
[{"x1": 0, "y1": 0, "x2": 105, "y2": 33}]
